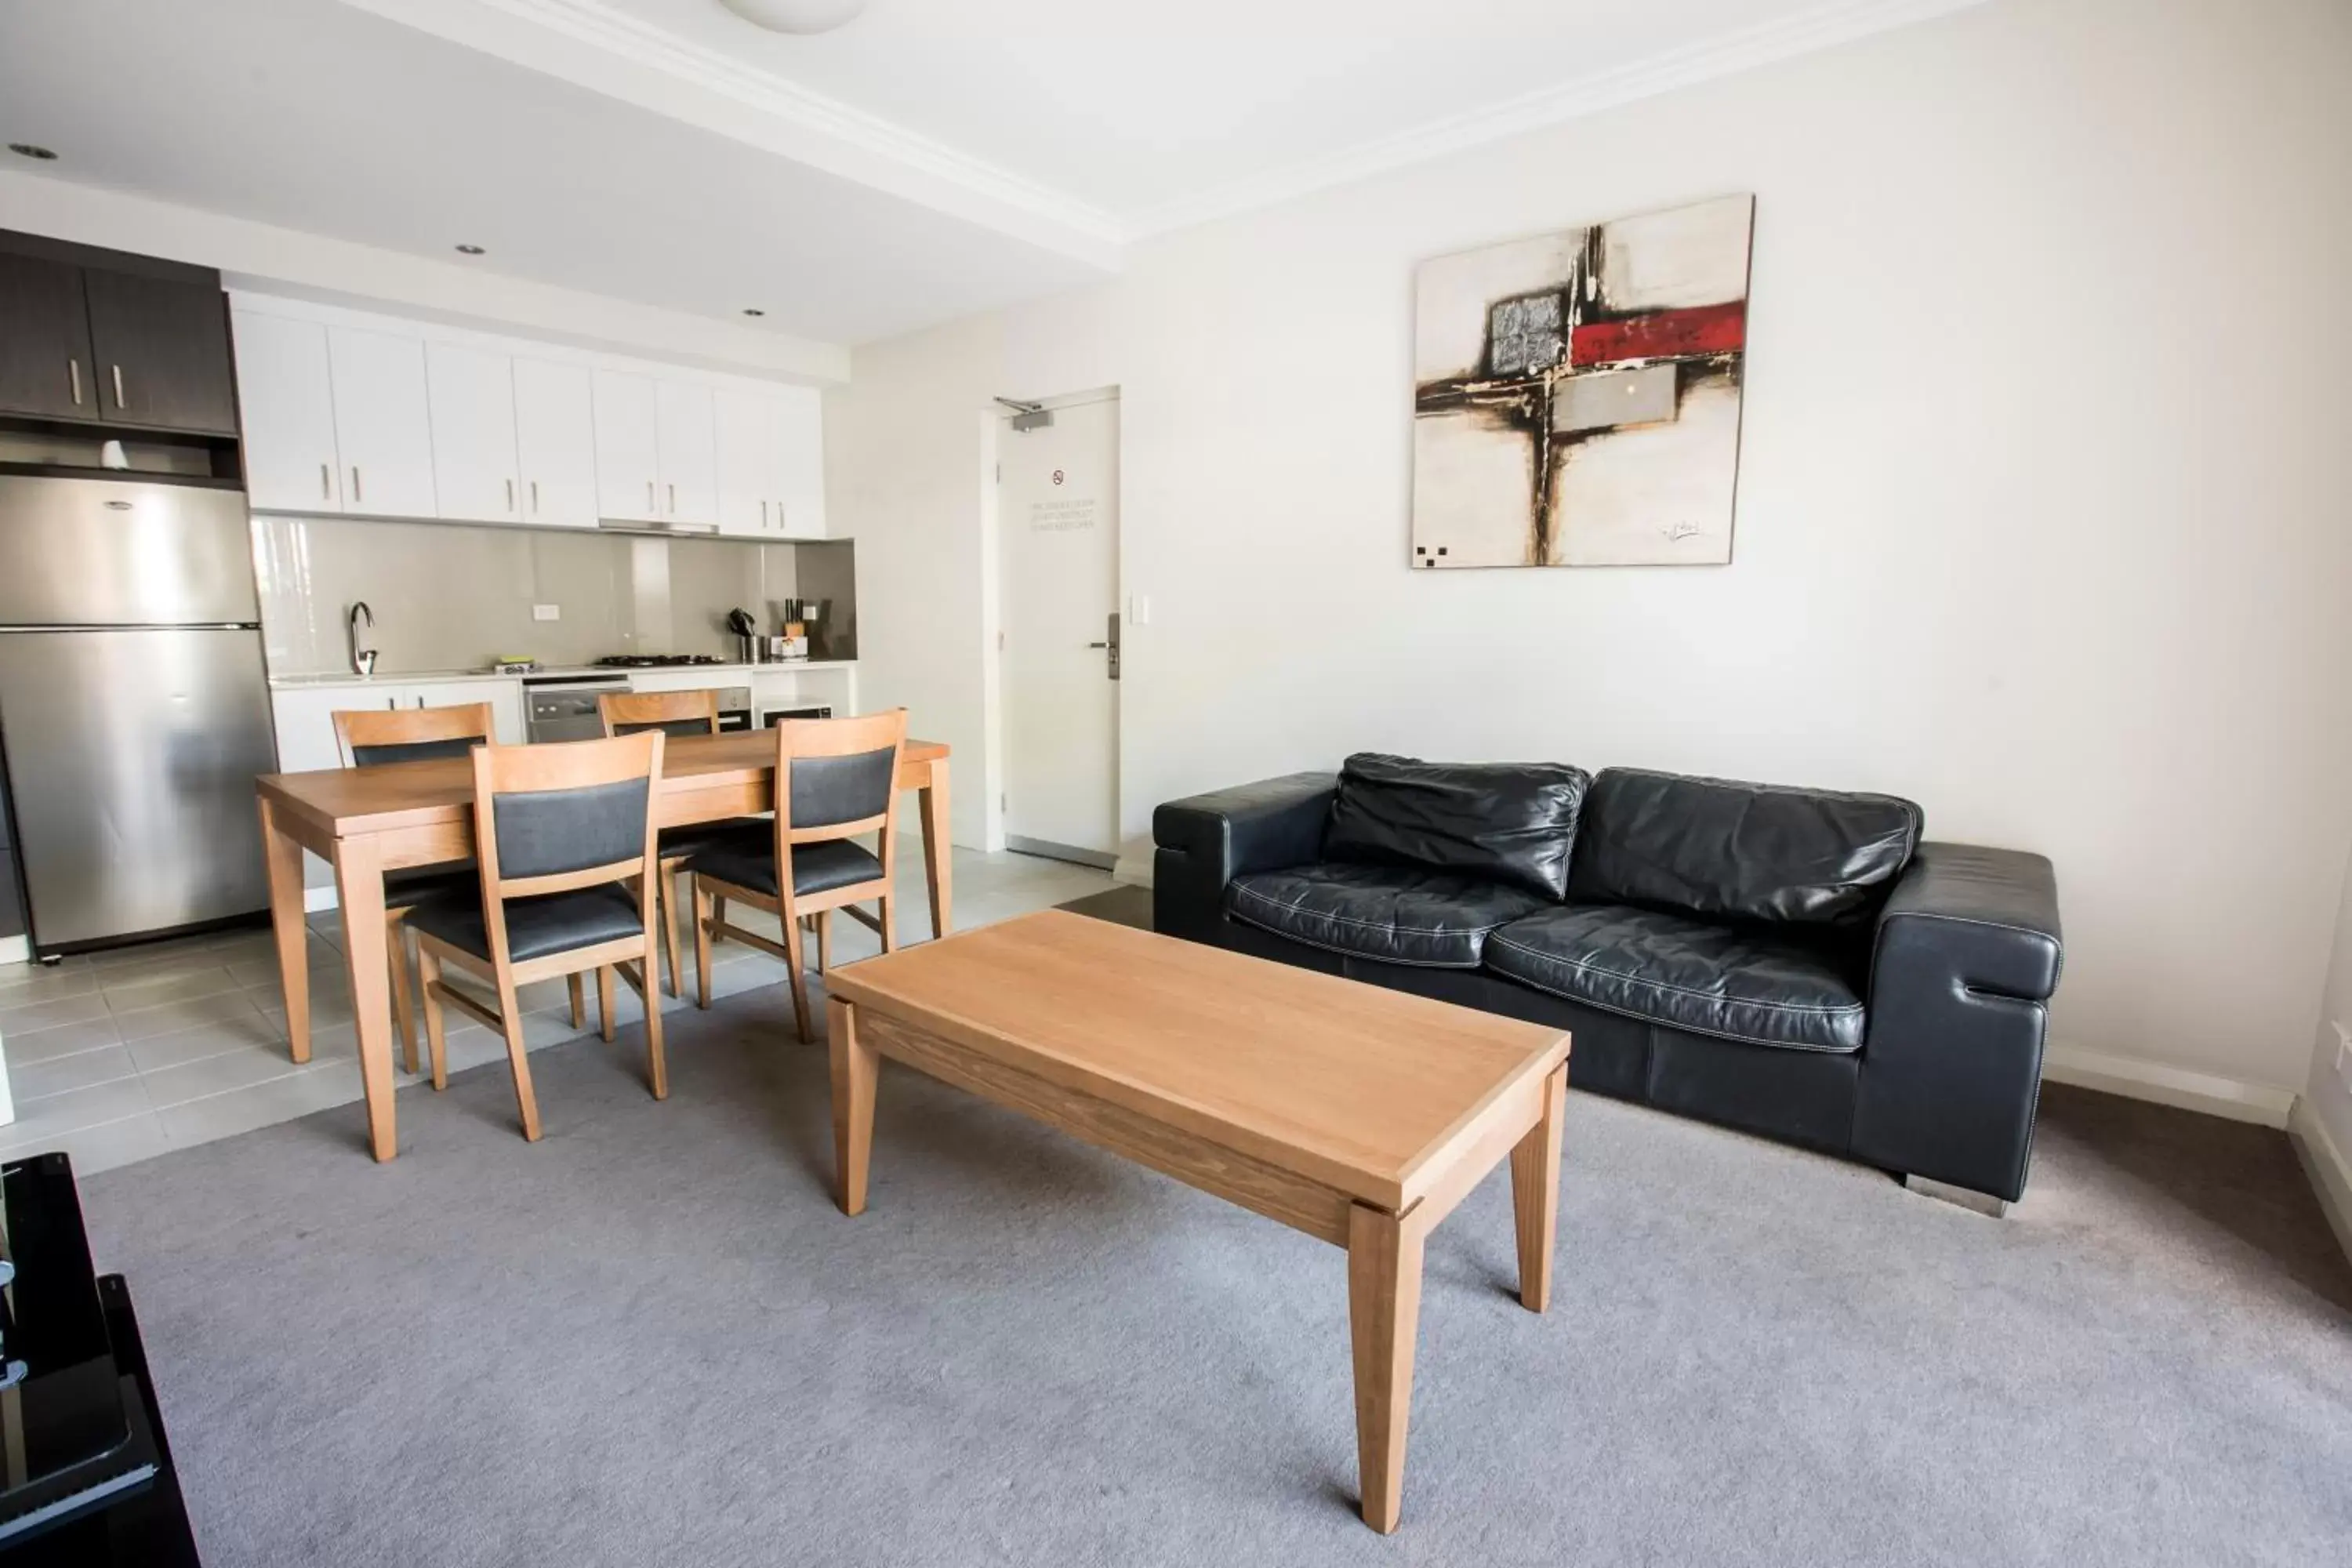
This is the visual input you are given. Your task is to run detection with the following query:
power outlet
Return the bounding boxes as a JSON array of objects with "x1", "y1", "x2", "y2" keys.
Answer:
[{"x1": 532, "y1": 604, "x2": 560, "y2": 622}]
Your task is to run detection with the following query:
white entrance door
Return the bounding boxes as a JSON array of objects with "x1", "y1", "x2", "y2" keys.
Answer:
[{"x1": 998, "y1": 392, "x2": 1119, "y2": 866}]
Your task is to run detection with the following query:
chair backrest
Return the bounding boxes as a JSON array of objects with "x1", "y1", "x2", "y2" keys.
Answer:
[
  {"x1": 598, "y1": 688, "x2": 720, "y2": 741},
  {"x1": 334, "y1": 702, "x2": 495, "y2": 768},
  {"x1": 468, "y1": 731, "x2": 664, "y2": 964},
  {"x1": 775, "y1": 710, "x2": 908, "y2": 847}
]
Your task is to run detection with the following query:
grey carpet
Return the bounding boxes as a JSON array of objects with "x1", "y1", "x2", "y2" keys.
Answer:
[{"x1": 77, "y1": 968, "x2": 2352, "y2": 1567}]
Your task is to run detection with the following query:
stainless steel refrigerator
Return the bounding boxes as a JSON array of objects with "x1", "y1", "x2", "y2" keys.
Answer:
[{"x1": 0, "y1": 474, "x2": 278, "y2": 953}]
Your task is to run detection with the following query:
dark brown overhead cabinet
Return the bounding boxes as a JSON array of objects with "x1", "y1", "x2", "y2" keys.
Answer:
[{"x1": 0, "y1": 230, "x2": 240, "y2": 436}]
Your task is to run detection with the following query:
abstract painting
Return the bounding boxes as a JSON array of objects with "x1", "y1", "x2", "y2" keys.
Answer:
[{"x1": 1410, "y1": 194, "x2": 1753, "y2": 568}]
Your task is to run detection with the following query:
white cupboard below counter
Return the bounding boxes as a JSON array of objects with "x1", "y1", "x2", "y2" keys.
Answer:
[{"x1": 231, "y1": 294, "x2": 827, "y2": 540}]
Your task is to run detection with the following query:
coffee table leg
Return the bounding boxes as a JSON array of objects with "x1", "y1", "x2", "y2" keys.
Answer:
[
  {"x1": 1348, "y1": 1203, "x2": 1424, "y2": 1534},
  {"x1": 829, "y1": 1000, "x2": 877, "y2": 1216},
  {"x1": 1510, "y1": 1063, "x2": 1567, "y2": 1312}
]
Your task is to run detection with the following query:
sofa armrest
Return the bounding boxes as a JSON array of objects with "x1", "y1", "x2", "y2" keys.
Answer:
[
  {"x1": 1151, "y1": 773, "x2": 1337, "y2": 945},
  {"x1": 1850, "y1": 843, "x2": 2062, "y2": 1203}
]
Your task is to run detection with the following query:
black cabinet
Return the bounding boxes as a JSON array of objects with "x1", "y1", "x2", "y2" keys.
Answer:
[
  {"x1": 0, "y1": 231, "x2": 238, "y2": 438},
  {"x1": 83, "y1": 270, "x2": 238, "y2": 435},
  {"x1": 0, "y1": 253, "x2": 94, "y2": 421}
]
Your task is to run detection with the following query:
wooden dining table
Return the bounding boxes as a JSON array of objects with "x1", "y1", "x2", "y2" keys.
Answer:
[{"x1": 253, "y1": 731, "x2": 952, "y2": 1161}]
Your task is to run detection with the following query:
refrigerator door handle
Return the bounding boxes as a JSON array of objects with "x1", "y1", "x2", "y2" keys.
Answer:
[{"x1": 0, "y1": 622, "x2": 263, "y2": 633}]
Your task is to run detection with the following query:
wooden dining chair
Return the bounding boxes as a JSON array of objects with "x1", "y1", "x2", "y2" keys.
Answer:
[
  {"x1": 328, "y1": 702, "x2": 568, "y2": 1076},
  {"x1": 687, "y1": 709, "x2": 909, "y2": 1043},
  {"x1": 408, "y1": 730, "x2": 670, "y2": 1142},
  {"x1": 596, "y1": 688, "x2": 766, "y2": 1000}
]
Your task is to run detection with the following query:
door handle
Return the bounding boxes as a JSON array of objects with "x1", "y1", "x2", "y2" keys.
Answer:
[
  {"x1": 68, "y1": 359, "x2": 82, "y2": 406},
  {"x1": 1094, "y1": 612, "x2": 1122, "y2": 681},
  {"x1": 111, "y1": 364, "x2": 125, "y2": 409}
]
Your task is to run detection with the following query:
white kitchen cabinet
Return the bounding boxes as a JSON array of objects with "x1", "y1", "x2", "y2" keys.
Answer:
[
  {"x1": 715, "y1": 386, "x2": 826, "y2": 539},
  {"x1": 326, "y1": 326, "x2": 437, "y2": 519},
  {"x1": 713, "y1": 387, "x2": 774, "y2": 537},
  {"x1": 512, "y1": 357, "x2": 599, "y2": 529},
  {"x1": 771, "y1": 385, "x2": 827, "y2": 539},
  {"x1": 592, "y1": 368, "x2": 660, "y2": 523},
  {"x1": 426, "y1": 343, "x2": 522, "y2": 524},
  {"x1": 233, "y1": 311, "x2": 343, "y2": 513},
  {"x1": 654, "y1": 379, "x2": 717, "y2": 524}
]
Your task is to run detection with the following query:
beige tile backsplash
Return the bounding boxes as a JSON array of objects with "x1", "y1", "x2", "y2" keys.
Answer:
[{"x1": 252, "y1": 515, "x2": 840, "y2": 674}]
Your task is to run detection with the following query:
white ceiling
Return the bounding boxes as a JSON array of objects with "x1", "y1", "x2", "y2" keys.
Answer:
[{"x1": 0, "y1": 0, "x2": 1980, "y2": 345}]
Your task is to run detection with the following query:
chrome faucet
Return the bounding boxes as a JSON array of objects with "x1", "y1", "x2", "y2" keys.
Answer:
[{"x1": 348, "y1": 601, "x2": 377, "y2": 677}]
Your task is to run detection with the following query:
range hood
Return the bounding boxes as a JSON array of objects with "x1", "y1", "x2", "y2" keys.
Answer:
[{"x1": 597, "y1": 517, "x2": 718, "y2": 537}]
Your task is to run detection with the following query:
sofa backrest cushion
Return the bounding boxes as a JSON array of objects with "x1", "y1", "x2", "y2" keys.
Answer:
[
  {"x1": 1569, "y1": 768, "x2": 1922, "y2": 927},
  {"x1": 1324, "y1": 753, "x2": 1591, "y2": 900}
]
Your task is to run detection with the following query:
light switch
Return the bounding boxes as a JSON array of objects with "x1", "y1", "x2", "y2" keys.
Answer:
[
  {"x1": 533, "y1": 604, "x2": 561, "y2": 622},
  {"x1": 1129, "y1": 594, "x2": 1151, "y2": 626}
]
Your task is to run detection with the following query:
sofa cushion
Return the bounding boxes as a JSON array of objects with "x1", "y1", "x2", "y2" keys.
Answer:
[
  {"x1": 1485, "y1": 903, "x2": 1867, "y2": 1051},
  {"x1": 1227, "y1": 862, "x2": 1548, "y2": 968},
  {"x1": 1568, "y1": 768, "x2": 1921, "y2": 927},
  {"x1": 1324, "y1": 753, "x2": 1590, "y2": 901}
]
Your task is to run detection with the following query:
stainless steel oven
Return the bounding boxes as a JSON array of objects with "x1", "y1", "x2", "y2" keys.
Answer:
[
  {"x1": 524, "y1": 675, "x2": 629, "y2": 742},
  {"x1": 760, "y1": 701, "x2": 834, "y2": 727}
]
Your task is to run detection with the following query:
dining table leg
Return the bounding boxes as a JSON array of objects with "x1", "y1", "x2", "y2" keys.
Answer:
[
  {"x1": 332, "y1": 834, "x2": 400, "y2": 1161},
  {"x1": 917, "y1": 761, "x2": 953, "y2": 940},
  {"x1": 259, "y1": 796, "x2": 314, "y2": 1065}
]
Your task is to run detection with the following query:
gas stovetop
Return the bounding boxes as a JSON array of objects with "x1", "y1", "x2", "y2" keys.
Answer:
[{"x1": 592, "y1": 654, "x2": 725, "y2": 668}]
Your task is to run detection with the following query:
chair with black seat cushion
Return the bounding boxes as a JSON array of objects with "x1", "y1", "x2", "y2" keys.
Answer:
[
  {"x1": 408, "y1": 730, "x2": 670, "y2": 1142},
  {"x1": 597, "y1": 688, "x2": 767, "y2": 1000},
  {"x1": 331, "y1": 702, "x2": 518, "y2": 1075},
  {"x1": 688, "y1": 709, "x2": 907, "y2": 1042}
]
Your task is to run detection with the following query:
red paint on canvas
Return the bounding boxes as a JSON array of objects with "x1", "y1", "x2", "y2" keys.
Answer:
[{"x1": 1570, "y1": 302, "x2": 1746, "y2": 367}]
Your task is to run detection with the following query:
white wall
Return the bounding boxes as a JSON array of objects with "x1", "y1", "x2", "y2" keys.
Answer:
[
  {"x1": 2302, "y1": 858, "x2": 2352, "y2": 1205},
  {"x1": 833, "y1": 0, "x2": 2352, "y2": 1097},
  {"x1": 0, "y1": 169, "x2": 848, "y2": 384}
]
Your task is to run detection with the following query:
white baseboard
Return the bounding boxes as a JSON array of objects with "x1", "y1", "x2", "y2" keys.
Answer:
[
  {"x1": 2041, "y1": 1043, "x2": 2297, "y2": 1129},
  {"x1": 2289, "y1": 1097, "x2": 2352, "y2": 1265},
  {"x1": 0, "y1": 935, "x2": 27, "y2": 966}
]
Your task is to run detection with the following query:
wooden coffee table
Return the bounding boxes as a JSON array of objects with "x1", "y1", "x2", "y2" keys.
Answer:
[{"x1": 822, "y1": 909, "x2": 1570, "y2": 1533}]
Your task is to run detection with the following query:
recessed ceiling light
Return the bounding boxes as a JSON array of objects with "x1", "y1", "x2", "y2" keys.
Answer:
[
  {"x1": 719, "y1": 0, "x2": 866, "y2": 34},
  {"x1": 8, "y1": 143, "x2": 58, "y2": 161},
  {"x1": 742, "y1": 308, "x2": 766, "y2": 317},
  {"x1": 455, "y1": 243, "x2": 485, "y2": 256}
]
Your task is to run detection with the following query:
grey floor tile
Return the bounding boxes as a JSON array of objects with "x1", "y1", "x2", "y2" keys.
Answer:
[
  {"x1": 0, "y1": 1110, "x2": 170, "y2": 1175},
  {"x1": 0, "y1": 991, "x2": 112, "y2": 1036},
  {"x1": 7, "y1": 1043, "x2": 140, "y2": 1101},
  {"x1": 5, "y1": 1074, "x2": 154, "y2": 1138},
  {"x1": 126, "y1": 1014, "x2": 296, "y2": 1074},
  {"x1": 0, "y1": 964, "x2": 103, "y2": 1003},
  {"x1": 138, "y1": 1041, "x2": 316, "y2": 1109},
  {"x1": 100, "y1": 965, "x2": 248, "y2": 1013},
  {"x1": 154, "y1": 1062, "x2": 365, "y2": 1146},
  {"x1": 1, "y1": 1014, "x2": 125, "y2": 1066},
  {"x1": 112, "y1": 989, "x2": 273, "y2": 1044}
]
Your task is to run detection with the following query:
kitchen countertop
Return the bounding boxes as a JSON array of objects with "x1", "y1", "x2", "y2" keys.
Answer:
[{"x1": 269, "y1": 659, "x2": 857, "y2": 690}]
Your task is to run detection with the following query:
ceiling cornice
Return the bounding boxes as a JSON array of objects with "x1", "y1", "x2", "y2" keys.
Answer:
[
  {"x1": 340, "y1": 0, "x2": 1128, "y2": 262},
  {"x1": 350, "y1": 0, "x2": 1990, "y2": 256},
  {"x1": 1123, "y1": 0, "x2": 1994, "y2": 236}
]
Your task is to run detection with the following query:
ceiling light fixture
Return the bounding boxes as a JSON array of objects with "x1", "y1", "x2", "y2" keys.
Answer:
[
  {"x1": 455, "y1": 244, "x2": 486, "y2": 255},
  {"x1": 717, "y1": 0, "x2": 866, "y2": 35},
  {"x1": 8, "y1": 143, "x2": 58, "y2": 161}
]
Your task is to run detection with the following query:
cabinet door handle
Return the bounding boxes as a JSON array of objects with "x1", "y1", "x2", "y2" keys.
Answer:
[
  {"x1": 320, "y1": 463, "x2": 331, "y2": 500},
  {"x1": 68, "y1": 359, "x2": 82, "y2": 406},
  {"x1": 667, "y1": 482, "x2": 676, "y2": 514},
  {"x1": 352, "y1": 466, "x2": 363, "y2": 504},
  {"x1": 530, "y1": 479, "x2": 539, "y2": 513},
  {"x1": 505, "y1": 477, "x2": 515, "y2": 512},
  {"x1": 111, "y1": 365, "x2": 125, "y2": 409},
  {"x1": 645, "y1": 480, "x2": 654, "y2": 511},
  {"x1": 760, "y1": 499, "x2": 768, "y2": 528},
  {"x1": 386, "y1": 698, "x2": 397, "y2": 710}
]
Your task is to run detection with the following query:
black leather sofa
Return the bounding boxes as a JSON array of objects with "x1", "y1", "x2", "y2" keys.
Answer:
[{"x1": 1152, "y1": 756, "x2": 2063, "y2": 1210}]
